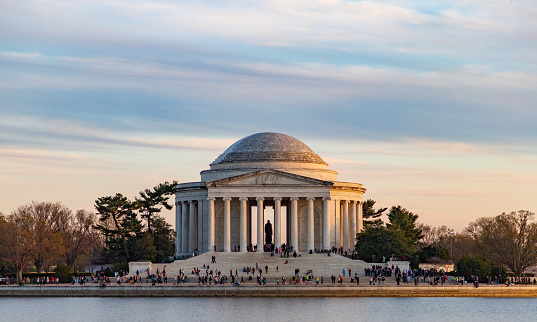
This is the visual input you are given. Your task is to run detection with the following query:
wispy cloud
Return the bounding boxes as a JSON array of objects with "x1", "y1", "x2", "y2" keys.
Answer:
[
  {"x1": 398, "y1": 189, "x2": 489, "y2": 198},
  {"x1": 0, "y1": 148, "x2": 106, "y2": 164},
  {"x1": 1, "y1": 0, "x2": 536, "y2": 228},
  {"x1": 0, "y1": 115, "x2": 235, "y2": 152},
  {"x1": 3, "y1": 51, "x2": 537, "y2": 104}
]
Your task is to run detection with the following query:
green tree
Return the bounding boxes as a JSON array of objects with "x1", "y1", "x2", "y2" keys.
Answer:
[
  {"x1": 0, "y1": 259, "x2": 10, "y2": 276},
  {"x1": 123, "y1": 214, "x2": 155, "y2": 262},
  {"x1": 134, "y1": 182, "x2": 177, "y2": 262},
  {"x1": 355, "y1": 205, "x2": 422, "y2": 262},
  {"x1": 456, "y1": 255, "x2": 506, "y2": 283},
  {"x1": 152, "y1": 216, "x2": 176, "y2": 262},
  {"x1": 53, "y1": 264, "x2": 73, "y2": 283},
  {"x1": 135, "y1": 181, "x2": 177, "y2": 234},
  {"x1": 418, "y1": 244, "x2": 450, "y2": 263},
  {"x1": 362, "y1": 199, "x2": 387, "y2": 228},
  {"x1": 94, "y1": 182, "x2": 177, "y2": 266},
  {"x1": 94, "y1": 194, "x2": 135, "y2": 262},
  {"x1": 386, "y1": 205, "x2": 423, "y2": 244},
  {"x1": 355, "y1": 225, "x2": 413, "y2": 262}
]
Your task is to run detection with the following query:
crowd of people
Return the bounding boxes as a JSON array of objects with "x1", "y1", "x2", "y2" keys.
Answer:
[
  {"x1": 156, "y1": 258, "x2": 400, "y2": 287},
  {"x1": 96, "y1": 264, "x2": 537, "y2": 288},
  {"x1": 7, "y1": 253, "x2": 537, "y2": 288},
  {"x1": 505, "y1": 276, "x2": 537, "y2": 285}
]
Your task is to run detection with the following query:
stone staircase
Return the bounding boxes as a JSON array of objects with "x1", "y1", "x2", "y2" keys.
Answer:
[{"x1": 147, "y1": 252, "x2": 374, "y2": 279}]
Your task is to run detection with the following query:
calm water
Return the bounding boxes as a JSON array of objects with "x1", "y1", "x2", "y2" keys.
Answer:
[{"x1": 1, "y1": 297, "x2": 536, "y2": 322}]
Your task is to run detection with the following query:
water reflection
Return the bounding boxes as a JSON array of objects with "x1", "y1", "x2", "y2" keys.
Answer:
[{"x1": 1, "y1": 297, "x2": 535, "y2": 322}]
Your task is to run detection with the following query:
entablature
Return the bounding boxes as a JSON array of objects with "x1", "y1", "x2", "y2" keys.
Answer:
[{"x1": 205, "y1": 169, "x2": 333, "y2": 187}]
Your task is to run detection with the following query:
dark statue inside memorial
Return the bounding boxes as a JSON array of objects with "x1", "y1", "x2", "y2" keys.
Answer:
[{"x1": 265, "y1": 220, "x2": 273, "y2": 251}]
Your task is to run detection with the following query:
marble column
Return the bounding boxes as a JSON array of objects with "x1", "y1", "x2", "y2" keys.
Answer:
[
  {"x1": 223, "y1": 197, "x2": 231, "y2": 252},
  {"x1": 239, "y1": 197, "x2": 248, "y2": 253},
  {"x1": 197, "y1": 199, "x2": 203, "y2": 252},
  {"x1": 342, "y1": 200, "x2": 349, "y2": 253},
  {"x1": 207, "y1": 198, "x2": 215, "y2": 252},
  {"x1": 274, "y1": 197, "x2": 282, "y2": 249},
  {"x1": 290, "y1": 197, "x2": 298, "y2": 251},
  {"x1": 322, "y1": 197, "x2": 330, "y2": 250},
  {"x1": 350, "y1": 200, "x2": 357, "y2": 248},
  {"x1": 181, "y1": 201, "x2": 188, "y2": 254},
  {"x1": 334, "y1": 200, "x2": 340, "y2": 248},
  {"x1": 189, "y1": 200, "x2": 196, "y2": 253},
  {"x1": 256, "y1": 197, "x2": 264, "y2": 253},
  {"x1": 358, "y1": 201, "x2": 363, "y2": 233},
  {"x1": 175, "y1": 202, "x2": 182, "y2": 256},
  {"x1": 307, "y1": 197, "x2": 315, "y2": 252}
]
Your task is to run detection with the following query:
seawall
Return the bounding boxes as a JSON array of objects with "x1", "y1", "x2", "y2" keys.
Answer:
[{"x1": 2, "y1": 285, "x2": 537, "y2": 298}]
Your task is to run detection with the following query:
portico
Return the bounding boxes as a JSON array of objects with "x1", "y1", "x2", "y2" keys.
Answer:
[{"x1": 175, "y1": 133, "x2": 366, "y2": 257}]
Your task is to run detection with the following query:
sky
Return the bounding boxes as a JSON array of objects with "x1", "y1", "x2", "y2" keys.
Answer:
[{"x1": 1, "y1": 0, "x2": 536, "y2": 232}]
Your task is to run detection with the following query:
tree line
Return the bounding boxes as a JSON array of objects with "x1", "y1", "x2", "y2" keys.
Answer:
[
  {"x1": 0, "y1": 202, "x2": 100, "y2": 283},
  {"x1": 2, "y1": 189, "x2": 535, "y2": 284},
  {"x1": 0, "y1": 182, "x2": 177, "y2": 283},
  {"x1": 355, "y1": 200, "x2": 537, "y2": 281}
]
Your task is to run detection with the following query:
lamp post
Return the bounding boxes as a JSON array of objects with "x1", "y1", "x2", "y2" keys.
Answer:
[{"x1": 450, "y1": 229, "x2": 454, "y2": 264}]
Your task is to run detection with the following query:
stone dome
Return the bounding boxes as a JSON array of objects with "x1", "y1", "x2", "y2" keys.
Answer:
[{"x1": 211, "y1": 132, "x2": 327, "y2": 165}]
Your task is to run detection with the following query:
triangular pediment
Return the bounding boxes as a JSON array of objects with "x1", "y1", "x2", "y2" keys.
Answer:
[{"x1": 206, "y1": 169, "x2": 332, "y2": 187}]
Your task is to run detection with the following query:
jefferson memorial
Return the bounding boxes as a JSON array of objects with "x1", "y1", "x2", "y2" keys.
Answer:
[{"x1": 175, "y1": 132, "x2": 366, "y2": 257}]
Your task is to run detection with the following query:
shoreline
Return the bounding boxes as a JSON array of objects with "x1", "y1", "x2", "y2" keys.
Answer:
[{"x1": 2, "y1": 285, "x2": 537, "y2": 298}]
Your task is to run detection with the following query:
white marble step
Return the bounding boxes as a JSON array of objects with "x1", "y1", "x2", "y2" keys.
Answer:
[{"x1": 149, "y1": 252, "x2": 377, "y2": 279}]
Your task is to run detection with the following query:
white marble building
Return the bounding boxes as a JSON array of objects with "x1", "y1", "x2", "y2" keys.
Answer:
[{"x1": 175, "y1": 132, "x2": 366, "y2": 257}]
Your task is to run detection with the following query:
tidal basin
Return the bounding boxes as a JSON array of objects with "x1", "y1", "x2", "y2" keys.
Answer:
[{"x1": 2, "y1": 296, "x2": 536, "y2": 322}]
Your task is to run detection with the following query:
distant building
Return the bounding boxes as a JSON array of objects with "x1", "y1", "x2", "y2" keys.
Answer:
[{"x1": 175, "y1": 132, "x2": 366, "y2": 257}]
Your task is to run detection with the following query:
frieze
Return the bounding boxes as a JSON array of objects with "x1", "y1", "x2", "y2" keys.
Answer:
[{"x1": 256, "y1": 175, "x2": 282, "y2": 185}]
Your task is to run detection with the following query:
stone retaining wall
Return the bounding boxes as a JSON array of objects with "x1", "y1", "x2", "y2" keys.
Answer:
[{"x1": 2, "y1": 285, "x2": 537, "y2": 297}]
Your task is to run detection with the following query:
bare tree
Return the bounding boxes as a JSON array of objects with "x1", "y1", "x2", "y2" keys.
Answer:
[
  {"x1": 473, "y1": 211, "x2": 537, "y2": 277},
  {"x1": 29, "y1": 202, "x2": 69, "y2": 273},
  {"x1": 418, "y1": 224, "x2": 451, "y2": 246},
  {"x1": 464, "y1": 217, "x2": 494, "y2": 242},
  {"x1": 0, "y1": 208, "x2": 37, "y2": 284},
  {"x1": 450, "y1": 233, "x2": 476, "y2": 264},
  {"x1": 418, "y1": 223, "x2": 477, "y2": 264},
  {"x1": 63, "y1": 210, "x2": 99, "y2": 271}
]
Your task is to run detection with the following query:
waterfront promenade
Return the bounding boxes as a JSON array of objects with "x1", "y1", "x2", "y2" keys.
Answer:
[{"x1": 2, "y1": 284, "x2": 537, "y2": 297}]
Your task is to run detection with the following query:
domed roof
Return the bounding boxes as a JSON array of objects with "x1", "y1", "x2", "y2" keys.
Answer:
[{"x1": 211, "y1": 132, "x2": 327, "y2": 165}]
